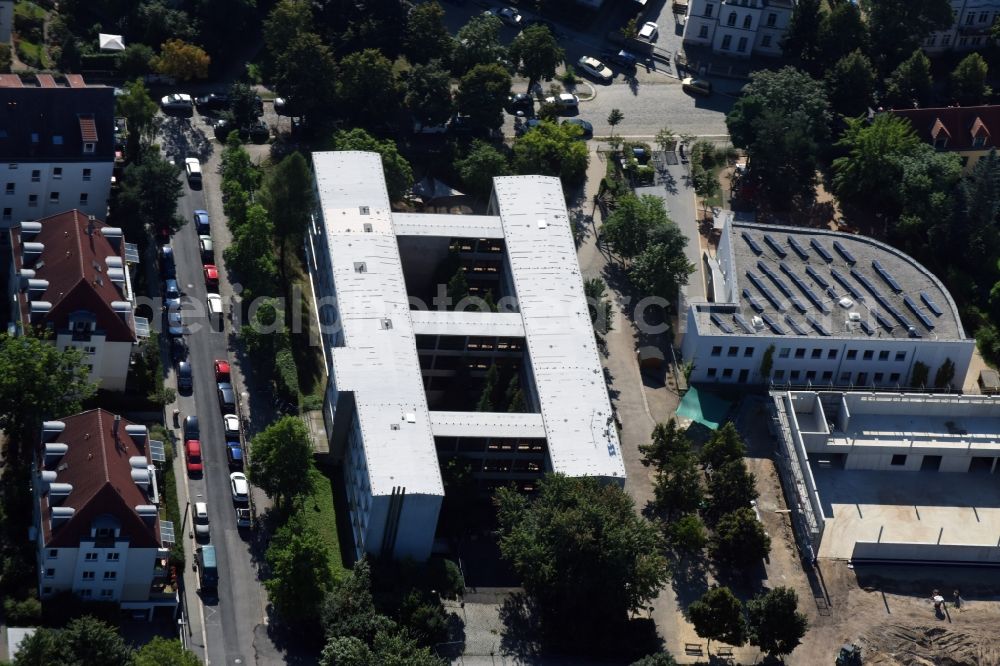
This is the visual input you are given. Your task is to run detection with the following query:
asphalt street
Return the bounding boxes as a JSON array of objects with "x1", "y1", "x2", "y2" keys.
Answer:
[{"x1": 161, "y1": 114, "x2": 271, "y2": 665}]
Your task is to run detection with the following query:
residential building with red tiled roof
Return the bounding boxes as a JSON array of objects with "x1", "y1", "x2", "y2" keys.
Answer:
[
  {"x1": 34, "y1": 410, "x2": 177, "y2": 618},
  {"x1": 6, "y1": 209, "x2": 147, "y2": 391},
  {"x1": 0, "y1": 73, "x2": 114, "y2": 227},
  {"x1": 892, "y1": 105, "x2": 1000, "y2": 173}
]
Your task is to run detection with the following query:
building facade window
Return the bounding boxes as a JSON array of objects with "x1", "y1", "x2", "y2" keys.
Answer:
[
  {"x1": 106, "y1": 552, "x2": 120, "y2": 561},
  {"x1": 878, "y1": 350, "x2": 889, "y2": 361},
  {"x1": 790, "y1": 370, "x2": 800, "y2": 380},
  {"x1": 28, "y1": 194, "x2": 37, "y2": 207},
  {"x1": 874, "y1": 372, "x2": 884, "y2": 382},
  {"x1": 794, "y1": 348, "x2": 805, "y2": 359},
  {"x1": 942, "y1": 35, "x2": 951, "y2": 47},
  {"x1": 806, "y1": 370, "x2": 817, "y2": 381},
  {"x1": 53, "y1": 167, "x2": 62, "y2": 179},
  {"x1": 774, "y1": 370, "x2": 785, "y2": 380},
  {"x1": 966, "y1": 13, "x2": 975, "y2": 24},
  {"x1": 767, "y1": 12, "x2": 776, "y2": 26},
  {"x1": 699, "y1": 25, "x2": 709, "y2": 38},
  {"x1": 31, "y1": 169, "x2": 40, "y2": 182},
  {"x1": 974, "y1": 135, "x2": 986, "y2": 147},
  {"x1": 827, "y1": 349, "x2": 837, "y2": 359},
  {"x1": 863, "y1": 350, "x2": 874, "y2": 360},
  {"x1": 707, "y1": 367, "x2": 717, "y2": 377},
  {"x1": 727, "y1": 12, "x2": 736, "y2": 25},
  {"x1": 103, "y1": 571, "x2": 116, "y2": 580},
  {"x1": 101, "y1": 589, "x2": 114, "y2": 598},
  {"x1": 722, "y1": 368, "x2": 733, "y2": 378},
  {"x1": 49, "y1": 192, "x2": 59, "y2": 203},
  {"x1": 711, "y1": 345, "x2": 722, "y2": 356},
  {"x1": 84, "y1": 142, "x2": 95, "y2": 153},
  {"x1": 5, "y1": 182, "x2": 13, "y2": 194},
  {"x1": 727, "y1": 346, "x2": 738, "y2": 357},
  {"x1": 721, "y1": 34, "x2": 732, "y2": 49},
  {"x1": 811, "y1": 348, "x2": 822, "y2": 359},
  {"x1": 743, "y1": 15, "x2": 752, "y2": 28},
  {"x1": 737, "y1": 36, "x2": 748, "y2": 51},
  {"x1": 840, "y1": 372, "x2": 851, "y2": 383},
  {"x1": 822, "y1": 371, "x2": 833, "y2": 381},
  {"x1": 761, "y1": 35, "x2": 771, "y2": 47},
  {"x1": 891, "y1": 454, "x2": 907, "y2": 466},
  {"x1": 79, "y1": 193, "x2": 88, "y2": 206},
  {"x1": 705, "y1": 3, "x2": 714, "y2": 17},
  {"x1": 44, "y1": 568, "x2": 55, "y2": 578},
  {"x1": 85, "y1": 552, "x2": 98, "y2": 561},
  {"x1": 82, "y1": 571, "x2": 95, "y2": 580},
  {"x1": 779, "y1": 347, "x2": 790, "y2": 358},
  {"x1": 2, "y1": 208, "x2": 10, "y2": 221},
  {"x1": 47, "y1": 549, "x2": 58, "y2": 559},
  {"x1": 79, "y1": 589, "x2": 92, "y2": 598},
  {"x1": 890, "y1": 373, "x2": 900, "y2": 382},
  {"x1": 744, "y1": 347, "x2": 754, "y2": 357},
  {"x1": 83, "y1": 168, "x2": 92, "y2": 181}
]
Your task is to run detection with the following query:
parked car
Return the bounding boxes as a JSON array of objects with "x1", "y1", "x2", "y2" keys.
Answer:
[
  {"x1": 638, "y1": 21, "x2": 658, "y2": 41},
  {"x1": 506, "y1": 92, "x2": 534, "y2": 116},
  {"x1": 247, "y1": 121, "x2": 270, "y2": 144},
  {"x1": 236, "y1": 507, "x2": 252, "y2": 528},
  {"x1": 203, "y1": 264, "x2": 219, "y2": 290},
  {"x1": 166, "y1": 311, "x2": 185, "y2": 336},
  {"x1": 486, "y1": 6, "x2": 522, "y2": 26},
  {"x1": 178, "y1": 361, "x2": 193, "y2": 392},
  {"x1": 215, "y1": 359, "x2": 231, "y2": 382},
  {"x1": 544, "y1": 93, "x2": 579, "y2": 111},
  {"x1": 224, "y1": 413, "x2": 240, "y2": 438},
  {"x1": 576, "y1": 56, "x2": 613, "y2": 84},
  {"x1": 681, "y1": 77, "x2": 712, "y2": 96},
  {"x1": 218, "y1": 382, "x2": 236, "y2": 412},
  {"x1": 185, "y1": 158, "x2": 202, "y2": 185},
  {"x1": 160, "y1": 94, "x2": 193, "y2": 112},
  {"x1": 171, "y1": 336, "x2": 187, "y2": 363},
  {"x1": 185, "y1": 440, "x2": 203, "y2": 475},
  {"x1": 227, "y1": 442, "x2": 244, "y2": 469},
  {"x1": 159, "y1": 245, "x2": 176, "y2": 279},
  {"x1": 164, "y1": 278, "x2": 181, "y2": 310},
  {"x1": 562, "y1": 118, "x2": 593, "y2": 139},
  {"x1": 604, "y1": 49, "x2": 639, "y2": 71},
  {"x1": 194, "y1": 210, "x2": 210, "y2": 234},
  {"x1": 194, "y1": 502, "x2": 210, "y2": 539},
  {"x1": 184, "y1": 415, "x2": 199, "y2": 439},
  {"x1": 195, "y1": 93, "x2": 230, "y2": 111},
  {"x1": 230, "y1": 472, "x2": 250, "y2": 503},
  {"x1": 207, "y1": 294, "x2": 224, "y2": 325},
  {"x1": 273, "y1": 97, "x2": 294, "y2": 116},
  {"x1": 199, "y1": 235, "x2": 214, "y2": 261}
]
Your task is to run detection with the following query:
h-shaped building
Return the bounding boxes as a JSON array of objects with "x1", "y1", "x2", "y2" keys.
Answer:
[{"x1": 306, "y1": 152, "x2": 625, "y2": 561}]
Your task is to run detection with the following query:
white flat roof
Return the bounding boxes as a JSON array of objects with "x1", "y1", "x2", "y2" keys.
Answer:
[
  {"x1": 410, "y1": 309, "x2": 526, "y2": 338},
  {"x1": 314, "y1": 151, "x2": 443, "y2": 498},
  {"x1": 493, "y1": 176, "x2": 626, "y2": 480},
  {"x1": 393, "y1": 212, "x2": 504, "y2": 238},
  {"x1": 430, "y1": 411, "x2": 547, "y2": 438}
]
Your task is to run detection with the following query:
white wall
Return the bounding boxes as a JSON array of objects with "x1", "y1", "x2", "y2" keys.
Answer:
[
  {"x1": 924, "y1": 0, "x2": 999, "y2": 52},
  {"x1": 853, "y1": 541, "x2": 1000, "y2": 564},
  {"x1": 56, "y1": 333, "x2": 132, "y2": 392},
  {"x1": 0, "y1": 161, "x2": 113, "y2": 229},
  {"x1": 683, "y1": 0, "x2": 790, "y2": 56},
  {"x1": 39, "y1": 542, "x2": 156, "y2": 602}
]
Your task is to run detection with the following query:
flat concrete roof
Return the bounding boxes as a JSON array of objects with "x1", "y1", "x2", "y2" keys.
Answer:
[
  {"x1": 429, "y1": 411, "x2": 546, "y2": 439},
  {"x1": 410, "y1": 310, "x2": 526, "y2": 338},
  {"x1": 392, "y1": 212, "x2": 504, "y2": 238},
  {"x1": 812, "y1": 467, "x2": 1000, "y2": 559},
  {"x1": 695, "y1": 220, "x2": 965, "y2": 341}
]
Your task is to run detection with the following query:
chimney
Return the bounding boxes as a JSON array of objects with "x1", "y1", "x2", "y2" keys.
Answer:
[
  {"x1": 86, "y1": 215, "x2": 96, "y2": 237},
  {"x1": 135, "y1": 505, "x2": 157, "y2": 525},
  {"x1": 113, "y1": 414, "x2": 121, "y2": 441},
  {"x1": 50, "y1": 506, "x2": 75, "y2": 527},
  {"x1": 19, "y1": 221, "x2": 41, "y2": 238},
  {"x1": 125, "y1": 424, "x2": 147, "y2": 447},
  {"x1": 22, "y1": 242, "x2": 44, "y2": 266},
  {"x1": 41, "y1": 421, "x2": 65, "y2": 442},
  {"x1": 99, "y1": 226, "x2": 123, "y2": 250}
]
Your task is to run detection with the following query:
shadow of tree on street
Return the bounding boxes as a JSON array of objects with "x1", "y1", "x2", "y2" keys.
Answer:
[
  {"x1": 498, "y1": 592, "x2": 543, "y2": 660},
  {"x1": 157, "y1": 116, "x2": 214, "y2": 164}
]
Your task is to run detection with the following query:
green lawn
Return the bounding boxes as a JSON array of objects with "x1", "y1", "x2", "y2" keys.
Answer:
[{"x1": 302, "y1": 467, "x2": 347, "y2": 580}]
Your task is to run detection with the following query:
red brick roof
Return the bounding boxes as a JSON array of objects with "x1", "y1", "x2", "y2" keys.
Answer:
[
  {"x1": 13, "y1": 210, "x2": 135, "y2": 342},
  {"x1": 39, "y1": 409, "x2": 160, "y2": 549},
  {"x1": 892, "y1": 105, "x2": 1000, "y2": 152}
]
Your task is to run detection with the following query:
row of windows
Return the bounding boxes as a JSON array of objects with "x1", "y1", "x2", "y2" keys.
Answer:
[
  {"x1": 44, "y1": 568, "x2": 117, "y2": 580},
  {"x1": 926, "y1": 34, "x2": 986, "y2": 48},
  {"x1": 711, "y1": 345, "x2": 909, "y2": 364},
  {"x1": 705, "y1": 368, "x2": 904, "y2": 384},
  {"x1": 0, "y1": 193, "x2": 90, "y2": 219},
  {"x1": 963, "y1": 10, "x2": 997, "y2": 24},
  {"x1": 696, "y1": 26, "x2": 774, "y2": 50},
  {"x1": 6, "y1": 168, "x2": 92, "y2": 188},
  {"x1": 41, "y1": 587, "x2": 114, "y2": 598},
  {"x1": 701, "y1": 3, "x2": 778, "y2": 26},
  {"x1": 47, "y1": 549, "x2": 118, "y2": 561}
]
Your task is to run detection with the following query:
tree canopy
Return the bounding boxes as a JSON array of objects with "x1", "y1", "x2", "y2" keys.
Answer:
[
  {"x1": 707, "y1": 460, "x2": 759, "y2": 521},
  {"x1": 832, "y1": 113, "x2": 921, "y2": 213},
  {"x1": 248, "y1": 415, "x2": 315, "y2": 510},
  {"x1": 494, "y1": 474, "x2": 669, "y2": 644},
  {"x1": 710, "y1": 506, "x2": 772, "y2": 567},
  {"x1": 260, "y1": 151, "x2": 315, "y2": 278},
  {"x1": 456, "y1": 140, "x2": 510, "y2": 199},
  {"x1": 512, "y1": 120, "x2": 590, "y2": 184},
  {"x1": 602, "y1": 193, "x2": 671, "y2": 260},
  {"x1": 152, "y1": 39, "x2": 210, "y2": 80},
  {"x1": 629, "y1": 224, "x2": 695, "y2": 303},
  {"x1": 508, "y1": 25, "x2": 564, "y2": 91},
  {"x1": 273, "y1": 31, "x2": 338, "y2": 126},
  {"x1": 332, "y1": 129, "x2": 414, "y2": 202},
  {"x1": 825, "y1": 50, "x2": 876, "y2": 119},
  {"x1": 452, "y1": 14, "x2": 506, "y2": 76},
  {"x1": 747, "y1": 587, "x2": 809, "y2": 658},
  {"x1": 115, "y1": 80, "x2": 158, "y2": 161},
  {"x1": 265, "y1": 514, "x2": 336, "y2": 626},
  {"x1": 14, "y1": 616, "x2": 133, "y2": 666},
  {"x1": 688, "y1": 587, "x2": 746, "y2": 652},
  {"x1": 951, "y1": 52, "x2": 991, "y2": 106},
  {"x1": 404, "y1": 1, "x2": 453, "y2": 65},
  {"x1": 116, "y1": 151, "x2": 184, "y2": 238},
  {"x1": 337, "y1": 48, "x2": 401, "y2": 128},
  {"x1": 405, "y1": 60, "x2": 455, "y2": 127},
  {"x1": 456, "y1": 62, "x2": 512, "y2": 130},
  {"x1": 884, "y1": 50, "x2": 934, "y2": 108},
  {"x1": 700, "y1": 422, "x2": 747, "y2": 470},
  {"x1": 862, "y1": 0, "x2": 952, "y2": 71},
  {"x1": 134, "y1": 637, "x2": 201, "y2": 666}
]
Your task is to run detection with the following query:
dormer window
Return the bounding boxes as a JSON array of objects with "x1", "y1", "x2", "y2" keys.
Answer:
[
  {"x1": 30, "y1": 132, "x2": 39, "y2": 143},
  {"x1": 52, "y1": 135, "x2": 63, "y2": 145},
  {"x1": 974, "y1": 136, "x2": 987, "y2": 148},
  {"x1": 84, "y1": 142, "x2": 95, "y2": 153},
  {"x1": 934, "y1": 137, "x2": 949, "y2": 150}
]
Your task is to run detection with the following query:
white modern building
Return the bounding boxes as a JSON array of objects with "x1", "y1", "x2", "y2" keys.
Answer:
[
  {"x1": 772, "y1": 390, "x2": 1000, "y2": 565},
  {"x1": 34, "y1": 410, "x2": 177, "y2": 617},
  {"x1": 6, "y1": 210, "x2": 145, "y2": 391},
  {"x1": 306, "y1": 151, "x2": 625, "y2": 562},
  {"x1": 0, "y1": 73, "x2": 115, "y2": 228},
  {"x1": 682, "y1": 219, "x2": 975, "y2": 388},
  {"x1": 924, "y1": 0, "x2": 1000, "y2": 53},
  {"x1": 682, "y1": 0, "x2": 793, "y2": 58}
]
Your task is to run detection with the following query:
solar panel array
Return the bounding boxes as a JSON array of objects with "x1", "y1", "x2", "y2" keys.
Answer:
[
  {"x1": 763, "y1": 234, "x2": 787, "y2": 258},
  {"x1": 746, "y1": 271, "x2": 785, "y2": 311},
  {"x1": 806, "y1": 314, "x2": 830, "y2": 336},
  {"x1": 833, "y1": 240, "x2": 856, "y2": 265},
  {"x1": 859, "y1": 320, "x2": 874, "y2": 335},
  {"x1": 761, "y1": 314, "x2": 785, "y2": 334},
  {"x1": 810, "y1": 239, "x2": 833, "y2": 263},
  {"x1": 758, "y1": 260, "x2": 794, "y2": 297},
  {"x1": 787, "y1": 236, "x2": 810, "y2": 260},
  {"x1": 872, "y1": 260, "x2": 903, "y2": 293},
  {"x1": 851, "y1": 268, "x2": 915, "y2": 331},
  {"x1": 710, "y1": 312, "x2": 734, "y2": 333},
  {"x1": 903, "y1": 295, "x2": 935, "y2": 330},
  {"x1": 780, "y1": 261, "x2": 830, "y2": 313},
  {"x1": 830, "y1": 269, "x2": 862, "y2": 299},
  {"x1": 874, "y1": 311, "x2": 894, "y2": 331},
  {"x1": 743, "y1": 288, "x2": 765, "y2": 313},
  {"x1": 733, "y1": 314, "x2": 754, "y2": 334},
  {"x1": 805, "y1": 265, "x2": 829, "y2": 289},
  {"x1": 742, "y1": 232, "x2": 763, "y2": 255},
  {"x1": 920, "y1": 291, "x2": 943, "y2": 317},
  {"x1": 784, "y1": 315, "x2": 807, "y2": 335}
]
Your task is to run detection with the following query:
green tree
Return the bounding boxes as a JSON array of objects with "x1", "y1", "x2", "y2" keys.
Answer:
[
  {"x1": 266, "y1": 515, "x2": 335, "y2": 625},
  {"x1": 447, "y1": 267, "x2": 469, "y2": 304},
  {"x1": 120, "y1": 43, "x2": 155, "y2": 78},
  {"x1": 629, "y1": 224, "x2": 695, "y2": 303},
  {"x1": 59, "y1": 616, "x2": 133, "y2": 666},
  {"x1": 248, "y1": 416, "x2": 315, "y2": 511},
  {"x1": 832, "y1": 113, "x2": 920, "y2": 213},
  {"x1": 152, "y1": 39, "x2": 210, "y2": 81},
  {"x1": 688, "y1": 587, "x2": 747, "y2": 653},
  {"x1": 667, "y1": 513, "x2": 708, "y2": 554},
  {"x1": 135, "y1": 637, "x2": 200, "y2": 666},
  {"x1": 884, "y1": 50, "x2": 934, "y2": 108},
  {"x1": 12, "y1": 627, "x2": 61, "y2": 665},
  {"x1": 826, "y1": 50, "x2": 876, "y2": 119},
  {"x1": 274, "y1": 32, "x2": 338, "y2": 126},
  {"x1": 116, "y1": 151, "x2": 184, "y2": 238},
  {"x1": 910, "y1": 360, "x2": 930, "y2": 387},
  {"x1": 711, "y1": 507, "x2": 771, "y2": 566},
  {"x1": 512, "y1": 120, "x2": 590, "y2": 184},
  {"x1": 700, "y1": 422, "x2": 747, "y2": 470},
  {"x1": 338, "y1": 48, "x2": 401, "y2": 127},
  {"x1": 655, "y1": 127, "x2": 676, "y2": 154},
  {"x1": 600, "y1": 193, "x2": 669, "y2": 260},
  {"x1": 321, "y1": 559, "x2": 395, "y2": 643},
  {"x1": 707, "y1": 460, "x2": 759, "y2": 521},
  {"x1": 759, "y1": 345, "x2": 775, "y2": 380},
  {"x1": 640, "y1": 419, "x2": 693, "y2": 469},
  {"x1": 0, "y1": 335, "x2": 95, "y2": 457},
  {"x1": 607, "y1": 108, "x2": 625, "y2": 143},
  {"x1": 727, "y1": 66, "x2": 830, "y2": 150},
  {"x1": 934, "y1": 358, "x2": 956, "y2": 389},
  {"x1": 817, "y1": 2, "x2": 868, "y2": 70},
  {"x1": 369, "y1": 628, "x2": 444, "y2": 665},
  {"x1": 319, "y1": 636, "x2": 373, "y2": 666},
  {"x1": 404, "y1": 1, "x2": 453, "y2": 65},
  {"x1": 653, "y1": 452, "x2": 704, "y2": 519},
  {"x1": 228, "y1": 82, "x2": 260, "y2": 134},
  {"x1": 952, "y1": 150, "x2": 1000, "y2": 271},
  {"x1": 455, "y1": 140, "x2": 509, "y2": 199},
  {"x1": 862, "y1": 0, "x2": 952, "y2": 71},
  {"x1": 951, "y1": 52, "x2": 990, "y2": 106},
  {"x1": 476, "y1": 363, "x2": 499, "y2": 411},
  {"x1": 494, "y1": 475, "x2": 669, "y2": 644},
  {"x1": 746, "y1": 587, "x2": 809, "y2": 659},
  {"x1": 135, "y1": 3, "x2": 197, "y2": 51},
  {"x1": 115, "y1": 79, "x2": 158, "y2": 161},
  {"x1": 781, "y1": 0, "x2": 822, "y2": 71},
  {"x1": 406, "y1": 60, "x2": 455, "y2": 127},
  {"x1": 221, "y1": 133, "x2": 261, "y2": 192},
  {"x1": 224, "y1": 203, "x2": 278, "y2": 301},
  {"x1": 332, "y1": 129, "x2": 414, "y2": 202},
  {"x1": 263, "y1": 0, "x2": 314, "y2": 70},
  {"x1": 584, "y1": 277, "x2": 614, "y2": 336},
  {"x1": 893, "y1": 144, "x2": 962, "y2": 257},
  {"x1": 452, "y1": 14, "x2": 506, "y2": 76},
  {"x1": 260, "y1": 152, "x2": 315, "y2": 280},
  {"x1": 457, "y1": 62, "x2": 512, "y2": 130},
  {"x1": 507, "y1": 24, "x2": 564, "y2": 92}
]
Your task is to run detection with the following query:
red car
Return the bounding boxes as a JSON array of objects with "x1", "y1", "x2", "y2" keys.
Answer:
[
  {"x1": 214, "y1": 359, "x2": 231, "y2": 382},
  {"x1": 203, "y1": 264, "x2": 219, "y2": 290},
  {"x1": 185, "y1": 439, "x2": 203, "y2": 474}
]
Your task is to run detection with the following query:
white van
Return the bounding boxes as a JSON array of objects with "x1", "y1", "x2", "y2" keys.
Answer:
[{"x1": 184, "y1": 158, "x2": 202, "y2": 184}]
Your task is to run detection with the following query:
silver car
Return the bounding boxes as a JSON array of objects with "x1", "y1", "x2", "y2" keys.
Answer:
[{"x1": 194, "y1": 502, "x2": 210, "y2": 539}]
